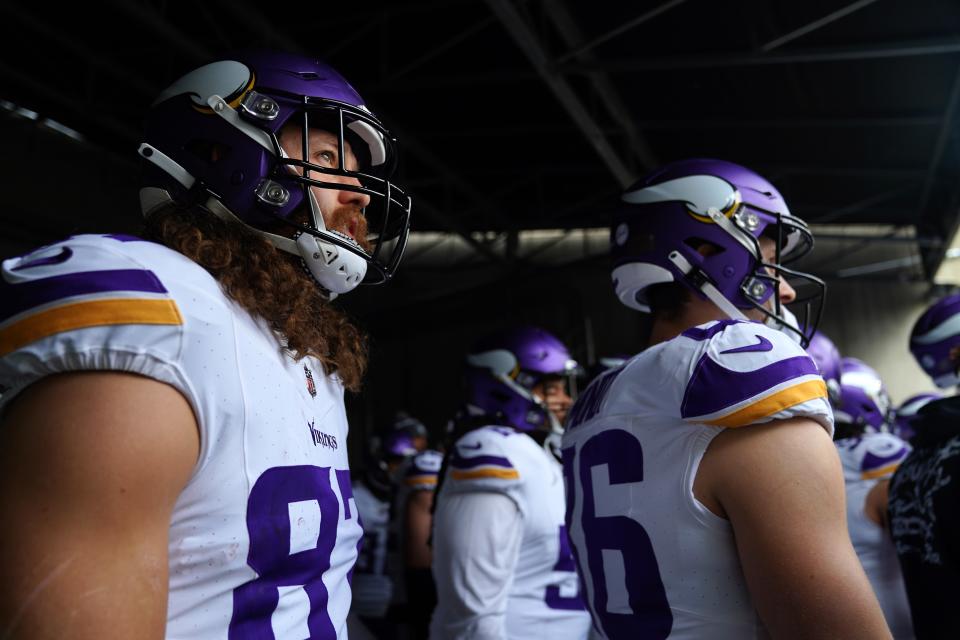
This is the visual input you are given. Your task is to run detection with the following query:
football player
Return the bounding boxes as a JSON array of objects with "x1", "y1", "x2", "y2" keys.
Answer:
[
  {"x1": 805, "y1": 330, "x2": 843, "y2": 406},
  {"x1": 833, "y1": 361, "x2": 915, "y2": 638},
  {"x1": 888, "y1": 294, "x2": 960, "y2": 638},
  {"x1": 0, "y1": 51, "x2": 411, "y2": 638},
  {"x1": 892, "y1": 392, "x2": 942, "y2": 442},
  {"x1": 562, "y1": 159, "x2": 891, "y2": 639},
  {"x1": 430, "y1": 326, "x2": 591, "y2": 640}
]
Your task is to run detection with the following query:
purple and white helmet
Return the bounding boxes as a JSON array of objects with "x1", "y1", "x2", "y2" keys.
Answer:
[
  {"x1": 139, "y1": 51, "x2": 411, "y2": 297},
  {"x1": 805, "y1": 331, "x2": 842, "y2": 406},
  {"x1": 893, "y1": 392, "x2": 943, "y2": 441},
  {"x1": 464, "y1": 326, "x2": 579, "y2": 433},
  {"x1": 835, "y1": 357, "x2": 893, "y2": 433},
  {"x1": 611, "y1": 158, "x2": 824, "y2": 346},
  {"x1": 910, "y1": 294, "x2": 960, "y2": 388}
]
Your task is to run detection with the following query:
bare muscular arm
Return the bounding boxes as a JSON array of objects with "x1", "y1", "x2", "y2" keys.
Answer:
[
  {"x1": 695, "y1": 417, "x2": 891, "y2": 640},
  {"x1": 0, "y1": 372, "x2": 199, "y2": 639}
]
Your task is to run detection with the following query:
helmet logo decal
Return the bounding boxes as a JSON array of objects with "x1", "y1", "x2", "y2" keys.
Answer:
[{"x1": 622, "y1": 174, "x2": 741, "y2": 223}]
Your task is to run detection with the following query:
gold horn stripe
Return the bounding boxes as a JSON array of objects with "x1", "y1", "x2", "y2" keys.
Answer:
[
  {"x1": 0, "y1": 298, "x2": 183, "y2": 357},
  {"x1": 702, "y1": 379, "x2": 827, "y2": 428},
  {"x1": 191, "y1": 72, "x2": 258, "y2": 114}
]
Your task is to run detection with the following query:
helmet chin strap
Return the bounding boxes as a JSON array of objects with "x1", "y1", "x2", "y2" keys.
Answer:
[{"x1": 667, "y1": 251, "x2": 748, "y2": 321}]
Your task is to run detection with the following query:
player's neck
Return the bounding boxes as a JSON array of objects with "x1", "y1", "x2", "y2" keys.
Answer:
[{"x1": 648, "y1": 298, "x2": 732, "y2": 346}]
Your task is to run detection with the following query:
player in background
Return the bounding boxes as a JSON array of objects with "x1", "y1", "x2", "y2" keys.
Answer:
[
  {"x1": 805, "y1": 330, "x2": 843, "y2": 406},
  {"x1": 430, "y1": 326, "x2": 590, "y2": 640},
  {"x1": 0, "y1": 51, "x2": 411, "y2": 638},
  {"x1": 891, "y1": 392, "x2": 942, "y2": 443},
  {"x1": 832, "y1": 358, "x2": 915, "y2": 638},
  {"x1": 889, "y1": 294, "x2": 960, "y2": 638},
  {"x1": 562, "y1": 158, "x2": 890, "y2": 639},
  {"x1": 351, "y1": 427, "x2": 420, "y2": 636}
]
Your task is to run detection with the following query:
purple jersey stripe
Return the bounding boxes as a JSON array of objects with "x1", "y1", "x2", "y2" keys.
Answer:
[
  {"x1": 0, "y1": 269, "x2": 169, "y2": 323},
  {"x1": 863, "y1": 447, "x2": 910, "y2": 472},
  {"x1": 681, "y1": 353, "x2": 819, "y2": 419},
  {"x1": 681, "y1": 319, "x2": 744, "y2": 342},
  {"x1": 450, "y1": 451, "x2": 515, "y2": 470}
]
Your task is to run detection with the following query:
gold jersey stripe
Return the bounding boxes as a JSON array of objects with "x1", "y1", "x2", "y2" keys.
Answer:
[
  {"x1": 0, "y1": 298, "x2": 183, "y2": 357},
  {"x1": 703, "y1": 379, "x2": 828, "y2": 428},
  {"x1": 451, "y1": 468, "x2": 520, "y2": 481},
  {"x1": 405, "y1": 475, "x2": 438, "y2": 486},
  {"x1": 862, "y1": 462, "x2": 902, "y2": 481}
]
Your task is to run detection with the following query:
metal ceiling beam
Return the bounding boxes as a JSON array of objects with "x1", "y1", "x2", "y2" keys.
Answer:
[
  {"x1": 562, "y1": 38, "x2": 960, "y2": 73},
  {"x1": 485, "y1": 0, "x2": 635, "y2": 187},
  {"x1": 555, "y1": 0, "x2": 687, "y2": 63},
  {"x1": 801, "y1": 184, "x2": 920, "y2": 224},
  {"x1": 761, "y1": 0, "x2": 881, "y2": 52},
  {"x1": 104, "y1": 0, "x2": 213, "y2": 62},
  {"x1": 542, "y1": 0, "x2": 658, "y2": 171}
]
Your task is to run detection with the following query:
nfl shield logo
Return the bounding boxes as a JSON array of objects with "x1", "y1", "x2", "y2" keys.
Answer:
[{"x1": 304, "y1": 364, "x2": 317, "y2": 398}]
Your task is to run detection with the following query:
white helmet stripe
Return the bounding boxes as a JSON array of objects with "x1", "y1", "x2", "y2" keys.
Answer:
[
  {"x1": 911, "y1": 313, "x2": 960, "y2": 345},
  {"x1": 622, "y1": 175, "x2": 740, "y2": 217}
]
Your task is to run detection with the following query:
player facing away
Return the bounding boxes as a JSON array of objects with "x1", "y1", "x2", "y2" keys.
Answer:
[
  {"x1": 562, "y1": 159, "x2": 892, "y2": 639},
  {"x1": 831, "y1": 355, "x2": 915, "y2": 638},
  {"x1": 430, "y1": 326, "x2": 591, "y2": 640},
  {"x1": 888, "y1": 293, "x2": 960, "y2": 638},
  {"x1": 0, "y1": 51, "x2": 411, "y2": 638}
]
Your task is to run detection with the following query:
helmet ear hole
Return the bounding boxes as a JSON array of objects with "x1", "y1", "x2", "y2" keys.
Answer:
[
  {"x1": 683, "y1": 237, "x2": 725, "y2": 257},
  {"x1": 184, "y1": 139, "x2": 232, "y2": 164}
]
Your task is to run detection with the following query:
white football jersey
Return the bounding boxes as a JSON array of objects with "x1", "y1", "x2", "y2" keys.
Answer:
[
  {"x1": 0, "y1": 235, "x2": 363, "y2": 639},
  {"x1": 836, "y1": 434, "x2": 915, "y2": 639},
  {"x1": 434, "y1": 426, "x2": 592, "y2": 639},
  {"x1": 351, "y1": 481, "x2": 393, "y2": 618},
  {"x1": 562, "y1": 319, "x2": 832, "y2": 640}
]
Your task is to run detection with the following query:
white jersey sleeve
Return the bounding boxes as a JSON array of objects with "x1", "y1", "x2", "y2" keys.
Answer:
[
  {"x1": 0, "y1": 235, "x2": 198, "y2": 408},
  {"x1": 439, "y1": 426, "x2": 526, "y2": 510},
  {"x1": 836, "y1": 432, "x2": 912, "y2": 482}
]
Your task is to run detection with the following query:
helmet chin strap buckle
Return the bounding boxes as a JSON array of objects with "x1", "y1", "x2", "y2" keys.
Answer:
[{"x1": 668, "y1": 251, "x2": 748, "y2": 321}]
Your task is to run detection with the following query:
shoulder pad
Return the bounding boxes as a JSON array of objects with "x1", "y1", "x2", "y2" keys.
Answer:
[
  {"x1": 444, "y1": 426, "x2": 523, "y2": 494},
  {"x1": 0, "y1": 235, "x2": 183, "y2": 359},
  {"x1": 837, "y1": 433, "x2": 912, "y2": 482},
  {"x1": 679, "y1": 320, "x2": 831, "y2": 431},
  {"x1": 403, "y1": 449, "x2": 443, "y2": 490}
]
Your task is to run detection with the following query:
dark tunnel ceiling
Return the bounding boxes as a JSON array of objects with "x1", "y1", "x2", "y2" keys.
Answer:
[{"x1": 3, "y1": 0, "x2": 960, "y2": 281}]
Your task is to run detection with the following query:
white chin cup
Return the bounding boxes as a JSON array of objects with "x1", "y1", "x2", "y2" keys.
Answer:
[{"x1": 296, "y1": 232, "x2": 367, "y2": 295}]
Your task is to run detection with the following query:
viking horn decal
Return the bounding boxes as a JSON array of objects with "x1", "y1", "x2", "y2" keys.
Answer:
[{"x1": 622, "y1": 175, "x2": 740, "y2": 217}]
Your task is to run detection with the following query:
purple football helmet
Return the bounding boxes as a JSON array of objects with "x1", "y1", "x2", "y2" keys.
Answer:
[
  {"x1": 390, "y1": 411, "x2": 428, "y2": 440},
  {"x1": 835, "y1": 357, "x2": 893, "y2": 433},
  {"x1": 893, "y1": 392, "x2": 943, "y2": 441},
  {"x1": 465, "y1": 326, "x2": 579, "y2": 433},
  {"x1": 382, "y1": 430, "x2": 419, "y2": 459},
  {"x1": 610, "y1": 158, "x2": 824, "y2": 346},
  {"x1": 910, "y1": 294, "x2": 960, "y2": 388},
  {"x1": 139, "y1": 51, "x2": 411, "y2": 297},
  {"x1": 805, "y1": 331, "x2": 842, "y2": 406}
]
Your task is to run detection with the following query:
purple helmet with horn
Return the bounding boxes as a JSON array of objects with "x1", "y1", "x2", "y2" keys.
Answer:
[
  {"x1": 139, "y1": 51, "x2": 411, "y2": 297},
  {"x1": 805, "y1": 331, "x2": 842, "y2": 406},
  {"x1": 835, "y1": 357, "x2": 892, "y2": 433},
  {"x1": 464, "y1": 326, "x2": 579, "y2": 433},
  {"x1": 910, "y1": 294, "x2": 960, "y2": 388},
  {"x1": 610, "y1": 158, "x2": 824, "y2": 346},
  {"x1": 893, "y1": 392, "x2": 943, "y2": 441}
]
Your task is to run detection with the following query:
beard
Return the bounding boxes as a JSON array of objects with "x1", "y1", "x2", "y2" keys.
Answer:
[{"x1": 323, "y1": 205, "x2": 372, "y2": 253}]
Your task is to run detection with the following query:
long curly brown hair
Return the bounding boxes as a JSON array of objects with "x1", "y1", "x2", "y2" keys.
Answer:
[{"x1": 142, "y1": 204, "x2": 368, "y2": 391}]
